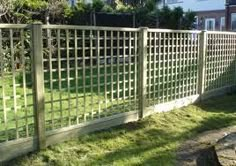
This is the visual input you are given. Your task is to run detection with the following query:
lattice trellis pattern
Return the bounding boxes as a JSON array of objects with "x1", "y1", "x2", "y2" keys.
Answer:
[
  {"x1": 146, "y1": 30, "x2": 200, "y2": 106},
  {"x1": 205, "y1": 32, "x2": 236, "y2": 92},
  {"x1": 0, "y1": 25, "x2": 34, "y2": 143},
  {"x1": 42, "y1": 26, "x2": 139, "y2": 131},
  {"x1": 1, "y1": 24, "x2": 236, "y2": 157}
]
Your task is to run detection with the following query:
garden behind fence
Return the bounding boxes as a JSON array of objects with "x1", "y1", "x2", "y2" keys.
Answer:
[{"x1": 0, "y1": 24, "x2": 236, "y2": 162}]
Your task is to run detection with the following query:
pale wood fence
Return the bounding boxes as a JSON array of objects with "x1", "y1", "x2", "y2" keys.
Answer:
[{"x1": 0, "y1": 24, "x2": 236, "y2": 162}]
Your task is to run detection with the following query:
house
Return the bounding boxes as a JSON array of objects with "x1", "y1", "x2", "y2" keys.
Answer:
[
  {"x1": 226, "y1": 0, "x2": 236, "y2": 31},
  {"x1": 69, "y1": 0, "x2": 236, "y2": 31},
  {"x1": 69, "y1": 0, "x2": 76, "y2": 6},
  {"x1": 68, "y1": 0, "x2": 92, "y2": 6},
  {"x1": 161, "y1": 0, "x2": 226, "y2": 31}
]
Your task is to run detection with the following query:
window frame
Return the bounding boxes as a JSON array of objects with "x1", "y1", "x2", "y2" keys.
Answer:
[
  {"x1": 220, "y1": 17, "x2": 225, "y2": 31},
  {"x1": 194, "y1": 16, "x2": 198, "y2": 29},
  {"x1": 205, "y1": 18, "x2": 216, "y2": 31},
  {"x1": 166, "y1": 0, "x2": 183, "y2": 4},
  {"x1": 231, "y1": 13, "x2": 236, "y2": 31}
]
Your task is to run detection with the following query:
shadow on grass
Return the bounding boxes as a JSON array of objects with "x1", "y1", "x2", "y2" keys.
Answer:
[
  {"x1": 85, "y1": 94, "x2": 236, "y2": 165},
  {"x1": 7, "y1": 94, "x2": 236, "y2": 165},
  {"x1": 87, "y1": 114, "x2": 236, "y2": 165}
]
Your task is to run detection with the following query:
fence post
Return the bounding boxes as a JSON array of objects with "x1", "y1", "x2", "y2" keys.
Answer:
[
  {"x1": 31, "y1": 23, "x2": 46, "y2": 149},
  {"x1": 198, "y1": 30, "x2": 207, "y2": 100},
  {"x1": 139, "y1": 27, "x2": 148, "y2": 118}
]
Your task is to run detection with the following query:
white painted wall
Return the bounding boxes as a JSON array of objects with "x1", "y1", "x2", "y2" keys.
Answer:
[{"x1": 161, "y1": 0, "x2": 225, "y2": 12}]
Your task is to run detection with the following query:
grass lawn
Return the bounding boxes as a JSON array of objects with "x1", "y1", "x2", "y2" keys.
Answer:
[
  {"x1": 7, "y1": 93, "x2": 236, "y2": 166},
  {"x1": 0, "y1": 65, "x2": 138, "y2": 142}
]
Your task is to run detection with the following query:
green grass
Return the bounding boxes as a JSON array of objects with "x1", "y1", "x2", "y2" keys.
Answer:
[
  {"x1": 7, "y1": 93, "x2": 236, "y2": 166},
  {"x1": 0, "y1": 58, "x2": 202, "y2": 142},
  {"x1": 0, "y1": 65, "x2": 138, "y2": 142}
]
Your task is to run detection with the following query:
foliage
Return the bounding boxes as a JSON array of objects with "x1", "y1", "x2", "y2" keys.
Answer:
[
  {"x1": 101, "y1": 4, "x2": 114, "y2": 13},
  {"x1": 182, "y1": 10, "x2": 197, "y2": 29},
  {"x1": 135, "y1": 0, "x2": 158, "y2": 27},
  {"x1": 0, "y1": 0, "x2": 71, "y2": 24},
  {"x1": 92, "y1": 0, "x2": 105, "y2": 12},
  {"x1": 0, "y1": 0, "x2": 196, "y2": 28},
  {"x1": 14, "y1": 0, "x2": 47, "y2": 10},
  {"x1": 47, "y1": 0, "x2": 73, "y2": 24},
  {"x1": 158, "y1": 6, "x2": 195, "y2": 29},
  {"x1": 114, "y1": 0, "x2": 133, "y2": 13},
  {"x1": 67, "y1": 0, "x2": 195, "y2": 29}
]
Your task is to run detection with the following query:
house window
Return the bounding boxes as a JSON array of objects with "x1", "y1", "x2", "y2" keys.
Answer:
[
  {"x1": 193, "y1": 16, "x2": 198, "y2": 29},
  {"x1": 205, "y1": 18, "x2": 215, "y2": 31},
  {"x1": 231, "y1": 13, "x2": 236, "y2": 31},
  {"x1": 69, "y1": 0, "x2": 76, "y2": 6},
  {"x1": 220, "y1": 17, "x2": 225, "y2": 31},
  {"x1": 167, "y1": 0, "x2": 182, "y2": 4}
]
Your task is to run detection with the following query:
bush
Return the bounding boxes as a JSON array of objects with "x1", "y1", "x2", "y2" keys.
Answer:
[
  {"x1": 158, "y1": 6, "x2": 195, "y2": 29},
  {"x1": 92, "y1": 0, "x2": 105, "y2": 12}
]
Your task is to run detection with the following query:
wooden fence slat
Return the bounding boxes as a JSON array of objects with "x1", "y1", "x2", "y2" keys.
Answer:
[
  {"x1": 66, "y1": 29, "x2": 71, "y2": 126},
  {"x1": 90, "y1": 30, "x2": 94, "y2": 119},
  {"x1": 166, "y1": 33, "x2": 170, "y2": 101},
  {"x1": 158, "y1": 33, "x2": 161, "y2": 103},
  {"x1": 162, "y1": 32, "x2": 166, "y2": 103},
  {"x1": 175, "y1": 33, "x2": 179, "y2": 99},
  {"x1": 153, "y1": 32, "x2": 157, "y2": 102},
  {"x1": 134, "y1": 32, "x2": 138, "y2": 110},
  {"x1": 128, "y1": 32, "x2": 132, "y2": 111},
  {"x1": 10, "y1": 29, "x2": 19, "y2": 139},
  {"x1": 57, "y1": 29, "x2": 63, "y2": 127},
  {"x1": 82, "y1": 30, "x2": 86, "y2": 120},
  {"x1": 110, "y1": 31, "x2": 114, "y2": 113},
  {"x1": 116, "y1": 31, "x2": 120, "y2": 111},
  {"x1": 104, "y1": 30, "x2": 108, "y2": 114},
  {"x1": 0, "y1": 29, "x2": 8, "y2": 141},
  {"x1": 97, "y1": 30, "x2": 101, "y2": 118},
  {"x1": 148, "y1": 32, "x2": 151, "y2": 104},
  {"x1": 48, "y1": 28, "x2": 54, "y2": 129},
  {"x1": 74, "y1": 30, "x2": 79, "y2": 124},
  {"x1": 20, "y1": 29, "x2": 29, "y2": 137}
]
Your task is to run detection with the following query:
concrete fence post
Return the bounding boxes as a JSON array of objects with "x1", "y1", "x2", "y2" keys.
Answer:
[
  {"x1": 31, "y1": 23, "x2": 46, "y2": 149},
  {"x1": 198, "y1": 30, "x2": 207, "y2": 100},
  {"x1": 139, "y1": 27, "x2": 148, "y2": 118}
]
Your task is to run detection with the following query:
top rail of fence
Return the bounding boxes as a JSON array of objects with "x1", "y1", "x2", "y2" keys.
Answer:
[
  {"x1": 206, "y1": 30, "x2": 236, "y2": 35},
  {"x1": 0, "y1": 24, "x2": 30, "y2": 29},
  {"x1": 1, "y1": 23, "x2": 236, "y2": 35},
  {"x1": 147, "y1": 28, "x2": 202, "y2": 34},
  {"x1": 42, "y1": 24, "x2": 140, "y2": 32}
]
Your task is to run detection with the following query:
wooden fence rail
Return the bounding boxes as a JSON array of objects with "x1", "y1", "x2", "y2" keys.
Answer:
[{"x1": 0, "y1": 24, "x2": 236, "y2": 162}]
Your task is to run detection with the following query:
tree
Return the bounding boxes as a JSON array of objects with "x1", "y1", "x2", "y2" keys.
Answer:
[
  {"x1": 0, "y1": 0, "x2": 71, "y2": 24},
  {"x1": 158, "y1": 6, "x2": 196, "y2": 29},
  {"x1": 46, "y1": 0, "x2": 72, "y2": 24},
  {"x1": 135, "y1": 0, "x2": 159, "y2": 27},
  {"x1": 181, "y1": 10, "x2": 196, "y2": 30}
]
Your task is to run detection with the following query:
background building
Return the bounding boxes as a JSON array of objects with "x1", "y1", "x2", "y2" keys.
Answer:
[
  {"x1": 161, "y1": 0, "x2": 226, "y2": 31},
  {"x1": 69, "y1": 0, "x2": 236, "y2": 31},
  {"x1": 226, "y1": 0, "x2": 236, "y2": 31}
]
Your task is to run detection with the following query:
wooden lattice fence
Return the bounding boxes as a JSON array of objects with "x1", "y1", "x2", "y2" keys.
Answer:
[{"x1": 0, "y1": 24, "x2": 236, "y2": 162}]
